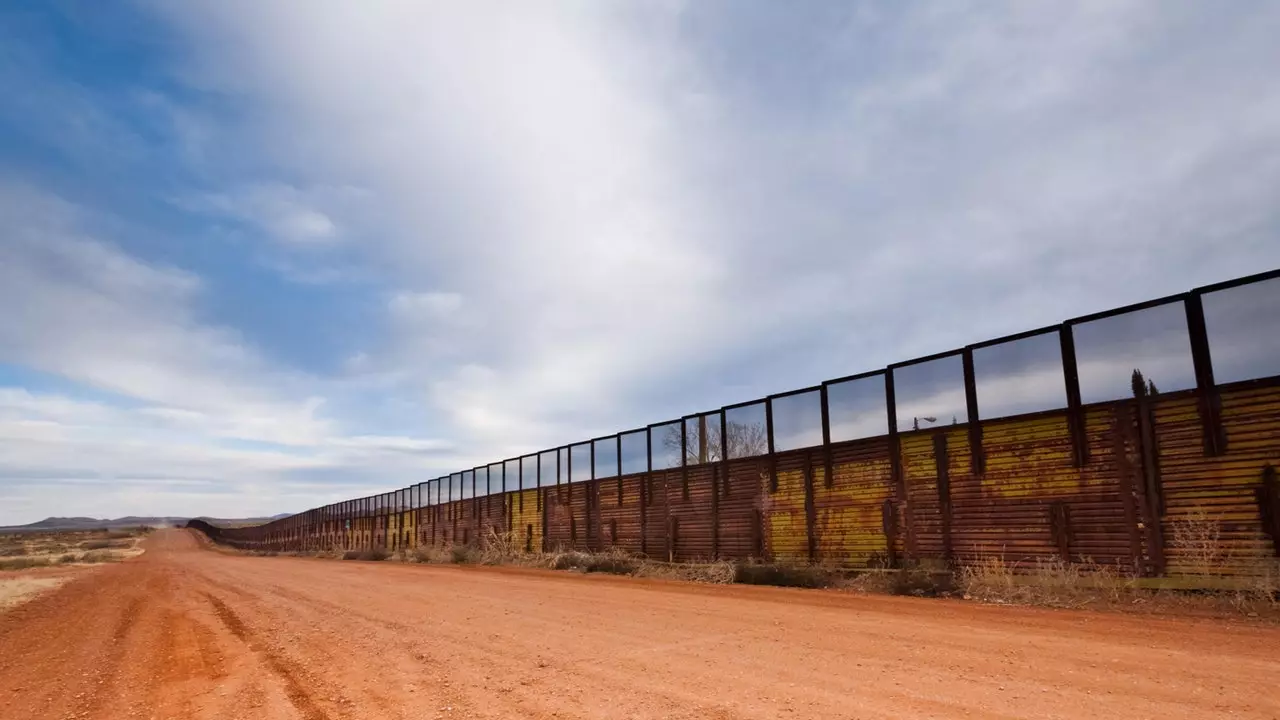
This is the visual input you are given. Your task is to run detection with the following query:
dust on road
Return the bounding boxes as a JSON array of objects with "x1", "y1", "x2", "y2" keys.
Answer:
[{"x1": 0, "y1": 529, "x2": 1275, "y2": 719}]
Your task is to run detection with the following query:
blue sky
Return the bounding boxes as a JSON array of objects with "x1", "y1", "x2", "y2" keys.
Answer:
[{"x1": 2, "y1": 2, "x2": 1279, "y2": 524}]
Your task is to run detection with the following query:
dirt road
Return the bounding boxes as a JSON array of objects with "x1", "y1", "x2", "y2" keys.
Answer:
[{"x1": 0, "y1": 530, "x2": 1275, "y2": 719}]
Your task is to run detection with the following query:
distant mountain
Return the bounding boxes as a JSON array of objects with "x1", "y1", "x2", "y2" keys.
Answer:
[{"x1": 0, "y1": 513, "x2": 292, "y2": 533}]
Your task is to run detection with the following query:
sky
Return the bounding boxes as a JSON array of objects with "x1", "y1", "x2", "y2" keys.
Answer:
[{"x1": 2, "y1": 1, "x2": 1279, "y2": 524}]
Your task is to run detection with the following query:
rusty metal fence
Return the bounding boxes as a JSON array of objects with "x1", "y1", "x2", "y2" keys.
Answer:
[{"x1": 189, "y1": 269, "x2": 1280, "y2": 580}]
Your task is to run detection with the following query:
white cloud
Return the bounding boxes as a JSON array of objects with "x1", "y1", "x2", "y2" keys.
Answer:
[
  {"x1": 8, "y1": 1, "x2": 1280, "y2": 522},
  {"x1": 185, "y1": 182, "x2": 343, "y2": 245},
  {"x1": 0, "y1": 181, "x2": 334, "y2": 446},
  {"x1": 149, "y1": 2, "x2": 1280, "y2": 455},
  {"x1": 0, "y1": 184, "x2": 466, "y2": 523},
  {"x1": 388, "y1": 291, "x2": 463, "y2": 321}
]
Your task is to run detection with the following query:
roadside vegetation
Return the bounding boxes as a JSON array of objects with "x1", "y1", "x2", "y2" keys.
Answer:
[
  {"x1": 219, "y1": 511, "x2": 1278, "y2": 622},
  {"x1": 0, "y1": 527, "x2": 152, "y2": 571}
]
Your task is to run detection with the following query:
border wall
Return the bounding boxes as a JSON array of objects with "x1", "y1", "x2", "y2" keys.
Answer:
[{"x1": 189, "y1": 270, "x2": 1280, "y2": 581}]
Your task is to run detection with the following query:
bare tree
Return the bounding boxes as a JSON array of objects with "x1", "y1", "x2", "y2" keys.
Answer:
[{"x1": 661, "y1": 417, "x2": 768, "y2": 465}]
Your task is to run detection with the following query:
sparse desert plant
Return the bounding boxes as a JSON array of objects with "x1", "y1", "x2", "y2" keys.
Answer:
[
  {"x1": 478, "y1": 528, "x2": 522, "y2": 564},
  {"x1": 0, "y1": 557, "x2": 52, "y2": 571},
  {"x1": 891, "y1": 564, "x2": 952, "y2": 597},
  {"x1": 79, "y1": 550, "x2": 117, "y2": 564},
  {"x1": 631, "y1": 559, "x2": 737, "y2": 584},
  {"x1": 1168, "y1": 507, "x2": 1228, "y2": 576},
  {"x1": 959, "y1": 552, "x2": 1136, "y2": 608},
  {"x1": 58, "y1": 553, "x2": 77, "y2": 564},
  {"x1": 450, "y1": 544, "x2": 479, "y2": 564},
  {"x1": 81, "y1": 540, "x2": 112, "y2": 550},
  {"x1": 733, "y1": 560, "x2": 835, "y2": 589},
  {"x1": 340, "y1": 547, "x2": 390, "y2": 561}
]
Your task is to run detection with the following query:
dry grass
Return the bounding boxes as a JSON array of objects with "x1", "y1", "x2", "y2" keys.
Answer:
[
  {"x1": 0, "y1": 576, "x2": 68, "y2": 611},
  {"x1": 956, "y1": 545, "x2": 1279, "y2": 620},
  {"x1": 390, "y1": 530, "x2": 825, "y2": 587},
  {"x1": 0, "y1": 528, "x2": 147, "y2": 571},
  {"x1": 732, "y1": 559, "x2": 836, "y2": 588},
  {"x1": 257, "y1": 523, "x2": 1278, "y2": 621},
  {"x1": 341, "y1": 548, "x2": 390, "y2": 562},
  {"x1": 0, "y1": 557, "x2": 54, "y2": 571},
  {"x1": 959, "y1": 553, "x2": 1139, "y2": 609},
  {"x1": 1168, "y1": 507, "x2": 1229, "y2": 576}
]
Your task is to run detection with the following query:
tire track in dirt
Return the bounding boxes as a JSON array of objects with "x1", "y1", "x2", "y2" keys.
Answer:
[
  {"x1": 195, "y1": 562, "x2": 465, "y2": 718},
  {"x1": 71, "y1": 593, "x2": 145, "y2": 717},
  {"x1": 205, "y1": 592, "x2": 339, "y2": 720}
]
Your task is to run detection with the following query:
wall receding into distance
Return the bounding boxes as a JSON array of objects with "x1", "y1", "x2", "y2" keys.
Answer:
[{"x1": 189, "y1": 270, "x2": 1280, "y2": 581}]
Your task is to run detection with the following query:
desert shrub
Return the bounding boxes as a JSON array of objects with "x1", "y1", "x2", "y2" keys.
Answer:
[
  {"x1": 631, "y1": 559, "x2": 737, "y2": 584},
  {"x1": 891, "y1": 565, "x2": 953, "y2": 597},
  {"x1": 734, "y1": 561, "x2": 834, "y2": 589},
  {"x1": 1169, "y1": 508, "x2": 1229, "y2": 576},
  {"x1": 412, "y1": 545, "x2": 453, "y2": 563},
  {"x1": 0, "y1": 545, "x2": 27, "y2": 557},
  {"x1": 478, "y1": 528, "x2": 522, "y2": 564},
  {"x1": 450, "y1": 545, "x2": 479, "y2": 564},
  {"x1": 58, "y1": 554, "x2": 77, "y2": 564},
  {"x1": 958, "y1": 554, "x2": 1130, "y2": 608},
  {"x1": 361, "y1": 548, "x2": 390, "y2": 561},
  {"x1": 535, "y1": 548, "x2": 639, "y2": 575},
  {"x1": 79, "y1": 550, "x2": 116, "y2": 564},
  {"x1": 584, "y1": 553, "x2": 640, "y2": 575},
  {"x1": 545, "y1": 551, "x2": 593, "y2": 571},
  {"x1": 0, "y1": 557, "x2": 51, "y2": 571}
]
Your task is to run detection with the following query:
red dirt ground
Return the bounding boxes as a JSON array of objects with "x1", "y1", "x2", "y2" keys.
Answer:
[{"x1": 0, "y1": 529, "x2": 1275, "y2": 719}]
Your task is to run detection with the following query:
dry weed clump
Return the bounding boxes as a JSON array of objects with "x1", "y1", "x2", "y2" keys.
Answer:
[
  {"x1": 1168, "y1": 507, "x2": 1229, "y2": 577},
  {"x1": 625, "y1": 558, "x2": 735, "y2": 584},
  {"x1": 958, "y1": 554, "x2": 1135, "y2": 609},
  {"x1": 732, "y1": 560, "x2": 835, "y2": 589},
  {"x1": 341, "y1": 548, "x2": 390, "y2": 562},
  {"x1": 0, "y1": 557, "x2": 53, "y2": 571},
  {"x1": 78, "y1": 550, "x2": 119, "y2": 564}
]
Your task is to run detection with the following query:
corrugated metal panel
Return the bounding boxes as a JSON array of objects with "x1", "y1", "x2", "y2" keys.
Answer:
[
  {"x1": 643, "y1": 469, "x2": 678, "y2": 559},
  {"x1": 720, "y1": 457, "x2": 767, "y2": 560},
  {"x1": 813, "y1": 438, "x2": 894, "y2": 568},
  {"x1": 1157, "y1": 382, "x2": 1280, "y2": 576},
  {"x1": 544, "y1": 485, "x2": 576, "y2": 552},
  {"x1": 947, "y1": 408, "x2": 1137, "y2": 568},
  {"x1": 665, "y1": 465, "x2": 716, "y2": 561},
  {"x1": 598, "y1": 474, "x2": 645, "y2": 554},
  {"x1": 504, "y1": 489, "x2": 541, "y2": 552},
  {"x1": 901, "y1": 431, "x2": 945, "y2": 561},
  {"x1": 765, "y1": 451, "x2": 809, "y2": 563}
]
